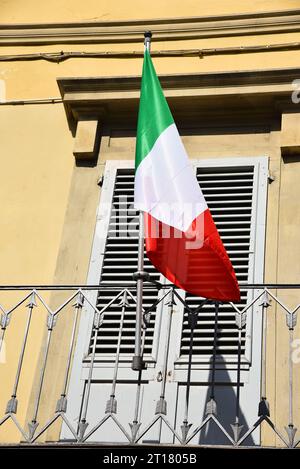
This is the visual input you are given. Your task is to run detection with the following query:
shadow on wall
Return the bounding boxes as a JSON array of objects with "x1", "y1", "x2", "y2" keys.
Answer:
[{"x1": 199, "y1": 355, "x2": 255, "y2": 446}]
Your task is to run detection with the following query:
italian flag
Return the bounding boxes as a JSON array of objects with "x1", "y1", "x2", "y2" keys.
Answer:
[{"x1": 134, "y1": 50, "x2": 240, "y2": 302}]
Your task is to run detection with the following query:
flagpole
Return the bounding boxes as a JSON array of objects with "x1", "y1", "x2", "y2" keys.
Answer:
[{"x1": 132, "y1": 31, "x2": 152, "y2": 371}]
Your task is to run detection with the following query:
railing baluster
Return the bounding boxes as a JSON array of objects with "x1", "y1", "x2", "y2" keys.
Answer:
[
  {"x1": 155, "y1": 288, "x2": 175, "y2": 420},
  {"x1": 181, "y1": 299, "x2": 207, "y2": 442},
  {"x1": 181, "y1": 308, "x2": 196, "y2": 442},
  {"x1": 257, "y1": 291, "x2": 271, "y2": 421},
  {"x1": 130, "y1": 326, "x2": 146, "y2": 442},
  {"x1": 77, "y1": 310, "x2": 100, "y2": 441},
  {"x1": 56, "y1": 292, "x2": 84, "y2": 414},
  {"x1": 6, "y1": 292, "x2": 36, "y2": 416},
  {"x1": 285, "y1": 308, "x2": 298, "y2": 447},
  {"x1": 129, "y1": 288, "x2": 167, "y2": 442},
  {"x1": 205, "y1": 301, "x2": 219, "y2": 417},
  {"x1": 28, "y1": 307, "x2": 56, "y2": 440},
  {"x1": 0, "y1": 310, "x2": 10, "y2": 369},
  {"x1": 105, "y1": 290, "x2": 129, "y2": 414},
  {"x1": 231, "y1": 307, "x2": 246, "y2": 443}
]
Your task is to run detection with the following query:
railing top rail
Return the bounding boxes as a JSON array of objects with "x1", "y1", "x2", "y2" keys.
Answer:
[{"x1": 0, "y1": 283, "x2": 299, "y2": 291}]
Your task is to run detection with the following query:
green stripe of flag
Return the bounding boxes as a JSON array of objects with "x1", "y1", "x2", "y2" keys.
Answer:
[{"x1": 135, "y1": 49, "x2": 174, "y2": 170}]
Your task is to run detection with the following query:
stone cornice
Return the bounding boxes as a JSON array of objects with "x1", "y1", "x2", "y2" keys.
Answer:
[
  {"x1": 58, "y1": 67, "x2": 300, "y2": 134},
  {"x1": 2, "y1": 9, "x2": 300, "y2": 45}
]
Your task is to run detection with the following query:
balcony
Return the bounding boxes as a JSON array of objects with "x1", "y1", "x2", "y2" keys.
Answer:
[{"x1": 0, "y1": 283, "x2": 299, "y2": 448}]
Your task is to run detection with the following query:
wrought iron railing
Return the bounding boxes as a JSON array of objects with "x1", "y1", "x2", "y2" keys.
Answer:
[{"x1": 0, "y1": 284, "x2": 299, "y2": 447}]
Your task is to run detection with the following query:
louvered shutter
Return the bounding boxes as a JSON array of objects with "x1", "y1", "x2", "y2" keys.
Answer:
[
  {"x1": 89, "y1": 169, "x2": 160, "y2": 358},
  {"x1": 180, "y1": 165, "x2": 254, "y2": 360},
  {"x1": 89, "y1": 160, "x2": 262, "y2": 364}
]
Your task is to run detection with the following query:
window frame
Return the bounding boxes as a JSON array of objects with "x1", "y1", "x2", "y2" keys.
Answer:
[{"x1": 62, "y1": 156, "x2": 268, "y2": 443}]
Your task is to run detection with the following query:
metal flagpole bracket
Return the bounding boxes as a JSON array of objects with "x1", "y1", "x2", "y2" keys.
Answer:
[
  {"x1": 132, "y1": 355, "x2": 145, "y2": 371},
  {"x1": 144, "y1": 31, "x2": 152, "y2": 51},
  {"x1": 132, "y1": 270, "x2": 150, "y2": 282}
]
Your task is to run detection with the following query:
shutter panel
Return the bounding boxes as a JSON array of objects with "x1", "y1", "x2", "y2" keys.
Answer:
[
  {"x1": 89, "y1": 169, "x2": 160, "y2": 358},
  {"x1": 180, "y1": 165, "x2": 254, "y2": 359}
]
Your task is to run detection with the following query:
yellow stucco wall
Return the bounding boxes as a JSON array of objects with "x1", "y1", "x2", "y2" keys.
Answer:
[
  {"x1": 0, "y1": 0, "x2": 300, "y2": 446},
  {"x1": 1, "y1": 0, "x2": 300, "y2": 22},
  {"x1": 0, "y1": 104, "x2": 74, "y2": 440}
]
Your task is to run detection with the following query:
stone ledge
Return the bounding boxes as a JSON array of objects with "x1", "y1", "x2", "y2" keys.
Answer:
[{"x1": 1, "y1": 9, "x2": 300, "y2": 45}]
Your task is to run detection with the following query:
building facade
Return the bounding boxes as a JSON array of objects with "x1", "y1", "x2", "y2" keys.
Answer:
[{"x1": 0, "y1": 0, "x2": 300, "y2": 448}]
